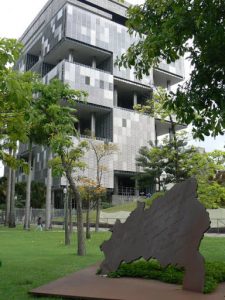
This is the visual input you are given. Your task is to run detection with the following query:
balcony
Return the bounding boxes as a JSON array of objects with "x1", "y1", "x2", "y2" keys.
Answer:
[
  {"x1": 43, "y1": 59, "x2": 114, "y2": 108},
  {"x1": 154, "y1": 58, "x2": 184, "y2": 87}
]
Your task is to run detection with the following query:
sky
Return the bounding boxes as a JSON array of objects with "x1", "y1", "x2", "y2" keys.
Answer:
[{"x1": 0, "y1": 0, "x2": 224, "y2": 152}]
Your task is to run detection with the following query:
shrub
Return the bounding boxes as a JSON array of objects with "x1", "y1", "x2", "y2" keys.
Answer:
[
  {"x1": 107, "y1": 259, "x2": 225, "y2": 293},
  {"x1": 101, "y1": 202, "x2": 113, "y2": 209},
  {"x1": 145, "y1": 191, "x2": 165, "y2": 207}
]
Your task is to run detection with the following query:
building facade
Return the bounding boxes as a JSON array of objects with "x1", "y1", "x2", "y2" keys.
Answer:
[{"x1": 17, "y1": 0, "x2": 184, "y2": 207}]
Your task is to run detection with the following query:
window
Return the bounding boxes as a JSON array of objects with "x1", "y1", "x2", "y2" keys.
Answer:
[
  {"x1": 100, "y1": 80, "x2": 104, "y2": 89},
  {"x1": 122, "y1": 119, "x2": 127, "y2": 127},
  {"x1": 85, "y1": 76, "x2": 90, "y2": 85}
]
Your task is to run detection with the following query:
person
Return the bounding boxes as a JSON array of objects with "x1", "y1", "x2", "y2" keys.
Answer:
[{"x1": 37, "y1": 217, "x2": 43, "y2": 231}]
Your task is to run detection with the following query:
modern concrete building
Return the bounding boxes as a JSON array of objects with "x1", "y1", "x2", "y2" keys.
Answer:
[{"x1": 16, "y1": 0, "x2": 184, "y2": 207}]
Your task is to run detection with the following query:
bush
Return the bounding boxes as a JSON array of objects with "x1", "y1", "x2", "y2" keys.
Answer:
[
  {"x1": 107, "y1": 259, "x2": 225, "y2": 294},
  {"x1": 101, "y1": 202, "x2": 113, "y2": 209},
  {"x1": 145, "y1": 191, "x2": 165, "y2": 207}
]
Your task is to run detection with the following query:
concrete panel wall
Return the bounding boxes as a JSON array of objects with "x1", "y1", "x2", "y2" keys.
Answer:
[
  {"x1": 64, "y1": 61, "x2": 114, "y2": 107},
  {"x1": 66, "y1": 4, "x2": 152, "y2": 85},
  {"x1": 113, "y1": 108, "x2": 155, "y2": 172}
]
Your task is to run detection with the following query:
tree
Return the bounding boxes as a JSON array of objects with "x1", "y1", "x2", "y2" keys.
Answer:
[
  {"x1": 136, "y1": 141, "x2": 166, "y2": 191},
  {"x1": 135, "y1": 87, "x2": 195, "y2": 186},
  {"x1": 118, "y1": 1, "x2": 225, "y2": 138},
  {"x1": 79, "y1": 177, "x2": 106, "y2": 239},
  {"x1": 136, "y1": 132, "x2": 196, "y2": 190},
  {"x1": 15, "y1": 181, "x2": 46, "y2": 208},
  {"x1": 89, "y1": 141, "x2": 118, "y2": 232},
  {"x1": 186, "y1": 150, "x2": 225, "y2": 208},
  {"x1": 50, "y1": 142, "x2": 88, "y2": 251},
  {"x1": 35, "y1": 79, "x2": 88, "y2": 255},
  {"x1": 0, "y1": 38, "x2": 36, "y2": 227}
]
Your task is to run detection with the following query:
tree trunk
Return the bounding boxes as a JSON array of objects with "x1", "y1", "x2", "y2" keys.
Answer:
[
  {"x1": 8, "y1": 150, "x2": 16, "y2": 228},
  {"x1": 24, "y1": 142, "x2": 32, "y2": 230},
  {"x1": 69, "y1": 191, "x2": 73, "y2": 238},
  {"x1": 169, "y1": 115, "x2": 179, "y2": 183},
  {"x1": 95, "y1": 197, "x2": 101, "y2": 232},
  {"x1": 61, "y1": 154, "x2": 86, "y2": 256},
  {"x1": 64, "y1": 183, "x2": 70, "y2": 245},
  {"x1": 86, "y1": 195, "x2": 91, "y2": 239},
  {"x1": 45, "y1": 149, "x2": 52, "y2": 230},
  {"x1": 5, "y1": 148, "x2": 12, "y2": 226}
]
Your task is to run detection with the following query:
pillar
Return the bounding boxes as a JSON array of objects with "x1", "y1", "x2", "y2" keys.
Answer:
[
  {"x1": 92, "y1": 56, "x2": 97, "y2": 68},
  {"x1": 114, "y1": 175, "x2": 119, "y2": 195},
  {"x1": 78, "y1": 122, "x2": 81, "y2": 134},
  {"x1": 114, "y1": 86, "x2": 118, "y2": 107},
  {"x1": 135, "y1": 179, "x2": 139, "y2": 197},
  {"x1": 91, "y1": 113, "x2": 96, "y2": 137},
  {"x1": 68, "y1": 50, "x2": 74, "y2": 63},
  {"x1": 133, "y1": 92, "x2": 138, "y2": 107},
  {"x1": 167, "y1": 80, "x2": 171, "y2": 91}
]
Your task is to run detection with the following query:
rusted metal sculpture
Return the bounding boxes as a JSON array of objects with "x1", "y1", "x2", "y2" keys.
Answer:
[{"x1": 100, "y1": 178, "x2": 210, "y2": 293}]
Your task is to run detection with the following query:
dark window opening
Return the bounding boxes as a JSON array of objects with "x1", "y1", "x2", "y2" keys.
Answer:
[
  {"x1": 85, "y1": 76, "x2": 90, "y2": 85},
  {"x1": 122, "y1": 119, "x2": 127, "y2": 127}
]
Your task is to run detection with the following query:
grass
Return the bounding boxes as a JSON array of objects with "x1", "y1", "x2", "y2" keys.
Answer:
[
  {"x1": 0, "y1": 226, "x2": 225, "y2": 299},
  {"x1": 0, "y1": 226, "x2": 110, "y2": 300},
  {"x1": 52, "y1": 201, "x2": 141, "y2": 223}
]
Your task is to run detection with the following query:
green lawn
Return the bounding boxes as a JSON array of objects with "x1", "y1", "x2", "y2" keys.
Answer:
[
  {"x1": 52, "y1": 202, "x2": 140, "y2": 223},
  {"x1": 0, "y1": 226, "x2": 110, "y2": 300},
  {"x1": 0, "y1": 226, "x2": 224, "y2": 299}
]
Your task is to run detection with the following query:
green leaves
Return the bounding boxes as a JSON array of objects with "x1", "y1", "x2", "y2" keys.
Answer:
[
  {"x1": 119, "y1": 0, "x2": 225, "y2": 138},
  {"x1": 0, "y1": 38, "x2": 22, "y2": 70}
]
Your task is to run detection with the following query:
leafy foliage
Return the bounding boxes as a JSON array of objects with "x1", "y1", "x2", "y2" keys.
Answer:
[
  {"x1": 78, "y1": 177, "x2": 106, "y2": 207},
  {"x1": 136, "y1": 132, "x2": 196, "y2": 189},
  {"x1": 108, "y1": 259, "x2": 225, "y2": 294},
  {"x1": 15, "y1": 181, "x2": 46, "y2": 208},
  {"x1": 186, "y1": 150, "x2": 225, "y2": 208},
  {"x1": 0, "y1": 38, "x2": 38, "y2": 168},
  {"x1": 118, "y1": 1, "x2": 225, "y2": 138}
]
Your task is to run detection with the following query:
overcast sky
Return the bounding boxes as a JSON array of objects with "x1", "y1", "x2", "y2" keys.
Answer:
[{"x1": 0, "y1": 0, "x2": 224, "y2": 151}]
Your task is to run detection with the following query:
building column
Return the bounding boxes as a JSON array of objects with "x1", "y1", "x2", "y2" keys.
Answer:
[
  {"x1": 92, "y1": 56, "x2": 97, "y2": 68},
  {"x1": 167, "y1": 80, "x2": 171, "y2": 91},
  {"x1": 68, "y1": 50, "x2": 74, "y2": 63},
  {"x1": 114, "y1": 86, "x2": 118, "y2": 107},
  {"x1": 133, "y1": 92, "x2": 138, "y2": 107},
  {"x1": 114, "y1": 175, "x2": 119, "y2": 195},
  {"x1": 135, "y1": 179, "x2": 139, "y2": 197},
  {"x1": 77, "y1": 122, "x2": 81, "y2": 134},
  {"x1": 91, "y1": 113, "x2": 96, "y2": 137}
]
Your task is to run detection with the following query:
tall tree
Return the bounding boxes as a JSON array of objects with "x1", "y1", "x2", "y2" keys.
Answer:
[
  {"x1": 89, "y1": 141, "x2": 118, "y2": 232},
  {"x1": 135, "y1": 87, "x2": 189, "y2": 184},
  {"x1": 0, "y1": 38, "x2": 35, "y2": 227},
  {"x1": 79, "y1": 177, "x2": 106, "y2": 239},
  {"x1": 118, "y1": 0, "x2": 225, "y2": 138},
  {"x1": 136, "y1": 141, "x2": 166, "y2": 191},
  {"x1": 136, "y1": 132, "x2": 196, "y2": 190},
  {"x1": 35, "y1": 79, "x2": 88, "y2": 255}
]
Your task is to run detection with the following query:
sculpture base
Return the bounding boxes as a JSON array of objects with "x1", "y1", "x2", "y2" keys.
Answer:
[{"x1": 30, "y1": 264, "x2": 225, "y2": 300}]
